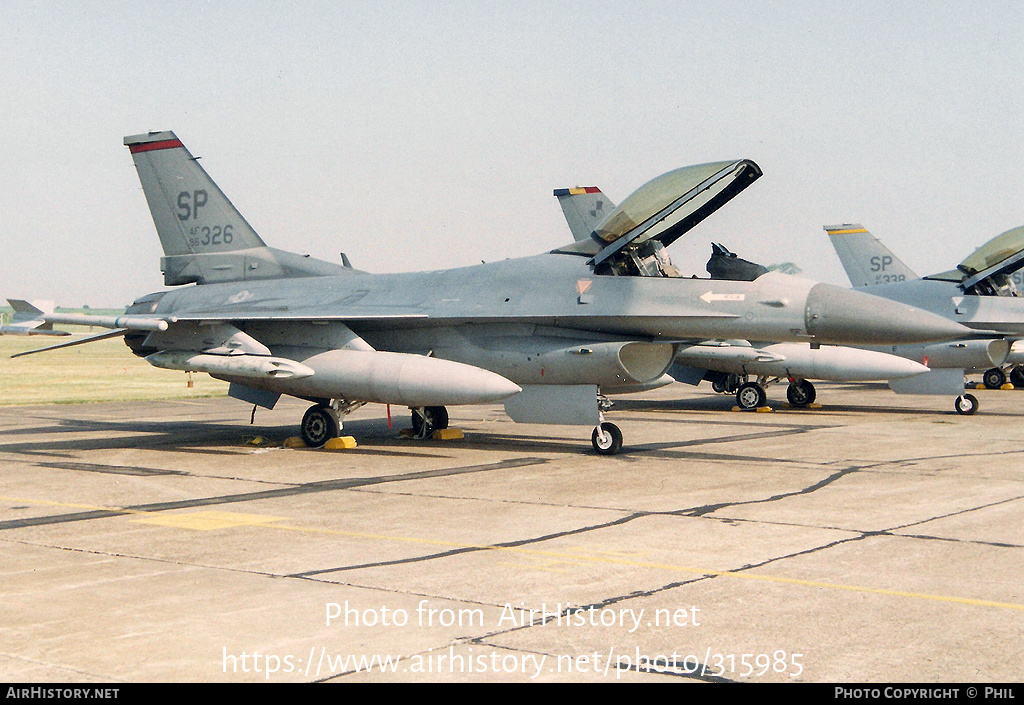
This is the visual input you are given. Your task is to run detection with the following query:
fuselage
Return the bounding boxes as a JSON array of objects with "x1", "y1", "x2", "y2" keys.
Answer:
[
  {"x1": 859, "y1": 278, "x2": 1024, "y2": 335},
  {"x1": 135, "y1": 252, "x2": 970, "y2": 353}
]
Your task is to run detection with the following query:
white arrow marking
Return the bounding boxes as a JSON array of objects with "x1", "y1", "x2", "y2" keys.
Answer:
[{"x1": 700, "y1": 292, "x2": 746, "y2": 303}]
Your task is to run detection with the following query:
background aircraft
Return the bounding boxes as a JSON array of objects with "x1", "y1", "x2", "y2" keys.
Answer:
[
  {"x1": 827, "y1": 223, "x2": 1024, "y2": 393},
  {"x1": 8, "y1": 133, "x2": 974, "y2": 453}
]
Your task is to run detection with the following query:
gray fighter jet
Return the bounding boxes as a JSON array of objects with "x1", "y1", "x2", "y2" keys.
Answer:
[
  {"x1": 553, "y1": 193, "x2": 937, "y2": 411},
  {"x1": 826, "y1": 223, "x2": 1024, "y2": 409},
  {"x1": 7, "y1": 132, "x2": 973, "y2": 454}
]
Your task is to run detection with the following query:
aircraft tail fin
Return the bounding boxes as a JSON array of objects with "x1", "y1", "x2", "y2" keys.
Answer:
[
  {"x1": 124, "y1": 131, "x2": 346, "y2": 286},
  {"x1": 825, "y1": 224, "x2": 918, "y2": 287},
  {"x1": 553, "y1": 187, "x2": 614, "y2": 242}
]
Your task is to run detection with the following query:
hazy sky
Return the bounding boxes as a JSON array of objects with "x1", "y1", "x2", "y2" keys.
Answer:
[{"x1": 2, "y1": 1, "x2": 1023, "y2": 307}]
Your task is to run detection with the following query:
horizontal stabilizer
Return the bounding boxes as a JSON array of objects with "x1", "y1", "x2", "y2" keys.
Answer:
[{"x1": 3, "y1": 299, "x2": 68, "y2": 336}]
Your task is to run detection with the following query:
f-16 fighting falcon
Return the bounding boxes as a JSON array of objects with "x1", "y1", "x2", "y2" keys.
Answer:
[
  {"x1": 826, "y1": 223, "x2": 1024, "y2": 412},
  {"x1": 8, "y1": 133, "x2": 973, "y2": 454}
]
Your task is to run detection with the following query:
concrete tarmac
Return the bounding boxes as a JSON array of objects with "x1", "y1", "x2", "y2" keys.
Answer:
[{"x1": 1, "y1": 382, "x2": 1022, "y2": 683}]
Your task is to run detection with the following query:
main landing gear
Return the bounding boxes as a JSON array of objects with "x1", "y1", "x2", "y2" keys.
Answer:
[
  {"x1": 300, "y1": 397, "x2": 627, "y2": 456},
  {"x1": 299, "y1": 399, "x2": 366, "y2": 447},
  {"x1": 714, "y1": 373, "x2": 817, "y2": 410},
  {"x1": 299, "y1": 401, "x2": 453, "y2": 447},
  {"x1": 786, "y1": 379, "x2": 817, "y2": 407},
  {"x1": 982, "y1": 366, "x2": 1024, "y2": 389},
  {"x1": 411, "y1": 405, "x2": 449, "y2": 439},
  {"x1": 982, "y1": 367, "x2": 1007, "y2": 389}
]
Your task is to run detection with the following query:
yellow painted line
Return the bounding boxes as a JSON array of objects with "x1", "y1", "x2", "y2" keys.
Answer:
[
  {"x1": 5, "y1": 494, "x2": 1023, "y2": 612},
  {"x1": 496, "y1": 559, "x2": 572, "y2": 574},
  {"x1": 131, "y1": 511, "x2": 289, "y2": 531}
]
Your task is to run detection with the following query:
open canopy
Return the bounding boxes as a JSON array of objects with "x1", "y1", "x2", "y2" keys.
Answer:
[
  {"x1": 958, "y1": 225, "x2": 1024, "y2": 276},
  {"x1": 925, "y1": 225, "x2": 1024, "y2": 294},
  {"x1": 586, "y1": 159, "x2": 761, "y2": 269}
]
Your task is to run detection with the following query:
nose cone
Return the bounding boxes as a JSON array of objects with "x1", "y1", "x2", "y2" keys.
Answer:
[{"x1": 805, "y1": 283, "x2": 972, "y2": 345}]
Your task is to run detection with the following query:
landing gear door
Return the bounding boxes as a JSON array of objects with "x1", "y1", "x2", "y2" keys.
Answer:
[{"x1": 503, "y1": 385, "x2": 600, "y2": 426}]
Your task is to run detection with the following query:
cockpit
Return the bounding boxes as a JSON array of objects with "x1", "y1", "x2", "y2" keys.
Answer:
[
  {"x1": 924, "y1": 225, "x2": 1024, "y2": 296},
  {"x1": 552, "y1": 160, "x2": 763, "y2": 278}
]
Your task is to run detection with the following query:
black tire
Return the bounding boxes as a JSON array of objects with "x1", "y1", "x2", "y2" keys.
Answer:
[
  {"x1": 411, "y1": 406, "x2": 449, "y2": 439},
  {"x1": 736, "y1": 382, "x2": 766, "y2": 410},
  {"x1": 954, "y1": 394, "x2": 978, "y2": 416},
  {"x1": 1010, "y1": 367, "x2": 1024, "y2": 387},
  {"x1": 591, "y1": 422, "x2": 623, "y2": 455},
  {"x1": 301, "y1": 405, "x2": 338, "y2": 447},
  {"x1": 786, "y1": 380, "x2": 816, "y2": 407},
  {"x1": 983, "y1": 368, "x2": 1006, "y2": 389}
]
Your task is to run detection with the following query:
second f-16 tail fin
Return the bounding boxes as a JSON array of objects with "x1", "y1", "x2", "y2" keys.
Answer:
[
  {"x1": 825, "y1": 224, "x2": 918, "y2": 287},
  {"x1": 125, "y1": 131, "x2": 347, "y2": 286},
  {"x1": 553, "y1": 187, "x2": 614, "y2": 242}
]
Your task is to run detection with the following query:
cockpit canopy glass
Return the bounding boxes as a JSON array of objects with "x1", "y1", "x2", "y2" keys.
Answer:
[
  {"x1": 592, "y1": 160, "x2": 760, "y2": 249},
  {"x1": 957, "y1": 226, "x2": 1024, "y2": 275}
]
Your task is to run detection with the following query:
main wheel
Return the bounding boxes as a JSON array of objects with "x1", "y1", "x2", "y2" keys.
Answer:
[
  {"x1": 954, "y1": 394, "x2": 978, "y2": 416},
  {"x1": 786, "y1": 380, "x2": 816, "y2": 407},
  {"x1": 411, "y1": 406, "x2": 449, "y2": 439},
  {"x1": 1010, "y1": 367, "x2": 1024, "y2": 388},
  {"x1": 983, "y1": 368, "x2": 1006, "y2": 389},
  {"x1": 591, "y1": 422, "x2": 623, "y2": 455},
  {"x1": 301, "y1": 404, "x2": 339, "y2": 447},
  {"x1": 736, "y1": 382, "x2": 766, "y2": 410}
]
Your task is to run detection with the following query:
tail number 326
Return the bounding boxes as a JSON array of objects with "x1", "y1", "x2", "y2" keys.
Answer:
[{"x1": 188, "y1": 224, "x2": 234, "y2": 248}]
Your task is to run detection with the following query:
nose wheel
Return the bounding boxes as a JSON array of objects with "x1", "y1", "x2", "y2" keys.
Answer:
[
  {"x1": 592, "y1": 421, "x2": 623, "y2": 455},
  {"x1": 954, "y1": 394, "x2": 978, "y2": 415}
]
